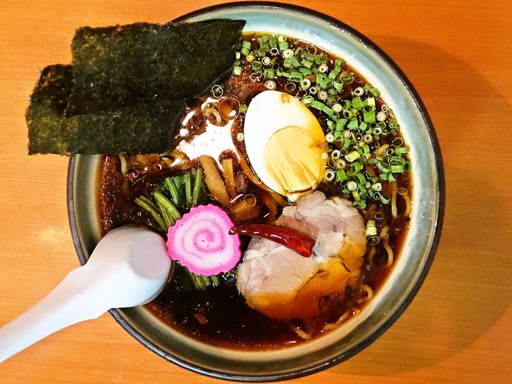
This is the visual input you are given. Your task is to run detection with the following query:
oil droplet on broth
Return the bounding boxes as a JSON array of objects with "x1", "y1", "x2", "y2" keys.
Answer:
[{"x1": 263, "y1": 126, "x2": 327, "y2": 196}]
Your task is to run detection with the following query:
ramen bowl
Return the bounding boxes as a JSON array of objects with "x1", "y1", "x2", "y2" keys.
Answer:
[{"x1": 67, "y1": 2, "x2": 444, "y2": 381}]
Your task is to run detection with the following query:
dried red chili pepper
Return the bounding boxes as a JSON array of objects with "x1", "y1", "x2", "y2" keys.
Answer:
[{"x1": 229, "y1": 224, "x2": 315, "y2": 257}]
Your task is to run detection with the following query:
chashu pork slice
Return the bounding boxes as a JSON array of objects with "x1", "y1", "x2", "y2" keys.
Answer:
[{"x1": 236, "y1": 191, "x2": 366, "y2": 322}]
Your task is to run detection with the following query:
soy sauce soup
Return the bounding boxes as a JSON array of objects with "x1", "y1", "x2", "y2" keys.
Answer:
[{"x1": 98, "y1": 33, "x2": 412, "y2": 349}]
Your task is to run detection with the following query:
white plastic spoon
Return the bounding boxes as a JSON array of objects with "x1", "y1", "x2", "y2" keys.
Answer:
[{"x1": 0, "y1": 226, "x2": 172, "y2": 363}]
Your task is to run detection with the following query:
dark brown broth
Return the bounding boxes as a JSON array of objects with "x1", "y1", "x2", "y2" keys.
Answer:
[{"x1": 97, "y1": 34, "x2": 411, "y2": 350}]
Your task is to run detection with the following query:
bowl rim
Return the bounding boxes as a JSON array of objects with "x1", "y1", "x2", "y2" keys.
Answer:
[{"x1": 67, "y1": 1, "x2": 445, "y2": 381}]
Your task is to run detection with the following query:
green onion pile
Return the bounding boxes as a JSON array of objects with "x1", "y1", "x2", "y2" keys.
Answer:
[{"x1": 234, "y1": 34, "x2": 411, "y2": 210}]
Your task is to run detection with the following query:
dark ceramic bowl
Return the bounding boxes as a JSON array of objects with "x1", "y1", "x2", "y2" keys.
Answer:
[{"x1": 68, "y1": 2, "x2": 444, "y2": 381}]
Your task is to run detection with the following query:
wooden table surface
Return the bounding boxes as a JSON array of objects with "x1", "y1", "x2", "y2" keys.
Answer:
[{"x1": 1, "y1": 0, "x2": 511, "y2": 383}]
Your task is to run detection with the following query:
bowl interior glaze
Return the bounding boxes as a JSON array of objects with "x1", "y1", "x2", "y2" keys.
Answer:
[{"x1": 68, "y1": 2, "x2": 444, "y2": 381}]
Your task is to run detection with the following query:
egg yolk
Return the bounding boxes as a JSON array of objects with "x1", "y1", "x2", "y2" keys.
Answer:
[{"x1": 263, "y1": 126, "x2": 327, "y2": 198}]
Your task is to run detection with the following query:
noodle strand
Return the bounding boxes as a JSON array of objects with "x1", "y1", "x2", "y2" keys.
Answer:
[
  {"x1": 382, "y1": 237, "x2": 394, "y2": 268},
  {"x1": 390, "y1": 181, "x2": 398, "y2": 219}
]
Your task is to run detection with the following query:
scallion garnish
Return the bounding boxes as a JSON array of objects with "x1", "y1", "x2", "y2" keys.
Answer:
[{"x1": 234, "y1": 33, "x2": 410, "y2": 210}]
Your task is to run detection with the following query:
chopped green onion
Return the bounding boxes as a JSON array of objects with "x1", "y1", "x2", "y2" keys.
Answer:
[
  {"x1": 270, "y1": 47, "x2": 279, "y2": 56},
  {"x1": 211, "y1": 84, "x2": 223, "y2": 98},
  {"x1": 263, "y1": 68, "x2": 275, "y2": 79},
  {"x1": 363, "y1": 111, "x2": 376, "y2": 123},
  {"x1": 351, "y1": 161, "x2": 364, "y2": 173},
  {"x1": 285, "y1": 82, "x2": 297, "y2": 92},
  {"x1": 335, "y1": 158, "x2": 346, "y2": 169},
  {"x1": 352, "y1": 96, "x2": 363, "y2": 109},
  {"x1": 389, "y1": 119, "x2": 399, "y2": 130},
  {"x1": 353, "y1": 87, "x2": 364, "y2": 96},
  {"x1": 353, "y1": 198, "x2": 366, "y2": 209},
  {"x1": 347, "y1": 118, "x2": 359, "y2": 130},
  {"x1": 365, "y1": 220, "x2": 378, "y2": 237},
  {"x1": 365, "y1": 97, "x2": 376, "y2": 108},
  {"x1": 376, "y1": 111, "x2": 387, "y2": 121},
  {"x1": 342, "y1": 137, "x2": 352, "y2": 150},
  {"x1": 347, "y1": 181, "x2": 358, "y2": 191},
  {"x1": 394, "y1": 146, "x2": 410, "y2": 155},
  {"x1": 310, "y1": 100, "x2": 325, "y2": 111},
  {"x1": 379, "y1": 194, "x2": 390, "y2": 204},
  {"x1": 376, "y1": 161, "x2": 390, "y2": 173},
  {"x1": 256, "y1": 48, "x2": 267, "y2": 57},
  {"x1": 353, "y1": 172, "x2": 367, "y2": 185},
  {"x1": 317, "y1": 76, "x2": 332, "y2": 89},
  {"x1": 318, "y1": 63, "x2": 329, "y2": 73},
  {"x1": 336, "y1": 119, "x2": 347, "y2": 130},
  {"x1": 290, "y1": 56, "x2": 301, "y2": 68},
  {"x1": 301, "y1": 59, "x2": 314, "y2": 69},
  {"x1": 392, "y1": 137, "x2": 404, "y2": 147},
  {"x1": 360, "y1": 144, "x2": 371, "y2": 154},
  {"x1": 300, "y1": 78, "x2": 311, "y2": 89},
  {"x1": 299, "y1": 67, "x2": 312, "y2": 75},
  {"x1": 325, "y1": 169, "x2": 335, "y2": 182},
  {"x1": 345, "y1": 151, "x2": 361, "y2": 162},
  {"x1": 318, "y1": 90, "x2": 328, "y2": 100},
  {"x1": 336, "y1": 169, "x2": 348, "y2": 182},
  {"x1": 323, "y1": 105, "x2": 336, "y2": 117},
  {"x1": 332, "y1": 80, "x2": 344, "y2": 92},
  {"x1": 252, "y1": 61, "x2": 262, "y2": 71},
  {"x1": 302, "y1": 95, "x2": 314, "y2": 105},
  {"x1": 328, "y1": 63, "x2": 343, "y2": 79},
  {"x1": 233, "y1": 66, "x2": 242, "y2": 75},
  {"x1": 342, "y1": 72, "x2": 354, "y2": 83},
  {"x1": 390, "y1": 164, "x2": 405, "y2": 173},
  {"x1": 282, "y1": 48, "x2": 293, "y2": 58},
  {"x1": 332, "y1": 103, "x2": 343, "y2": 113},
  {"x1": 288, "y1": 71, "x2": 303, "y2": 82},
  {"x1": 264, "y1": 80, "x2": 276, "y2": 90}
]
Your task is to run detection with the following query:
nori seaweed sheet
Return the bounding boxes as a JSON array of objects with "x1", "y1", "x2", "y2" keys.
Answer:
[
  {"x1": 26, "y1": 19, "x2": 245, "y2": 154},
  {"x1": 27, "y1": 65, "x2": 184, "y2": 154},
  {"x1": 66, "y1": 19, "x2": 245, "y2": 115}
]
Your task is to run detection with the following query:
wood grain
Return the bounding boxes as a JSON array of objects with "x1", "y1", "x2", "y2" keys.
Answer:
[{"x1": 1, "y1": 1, "x2": 511, "y2": 383}]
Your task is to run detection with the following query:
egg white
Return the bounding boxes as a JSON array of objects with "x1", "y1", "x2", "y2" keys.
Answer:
[{"x1": 243, "y1": 90, "x2": 327, "y2": 198}]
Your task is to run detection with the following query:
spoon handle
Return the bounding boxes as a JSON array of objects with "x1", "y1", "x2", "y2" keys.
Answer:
[{"x1": 0, "y1": 266, "x2": 106, "y2": 363}]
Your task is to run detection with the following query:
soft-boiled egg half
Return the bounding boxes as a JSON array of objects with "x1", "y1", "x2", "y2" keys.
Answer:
[{"x1": 243, "y1": 90, "x2": 328, "y2": 201}]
